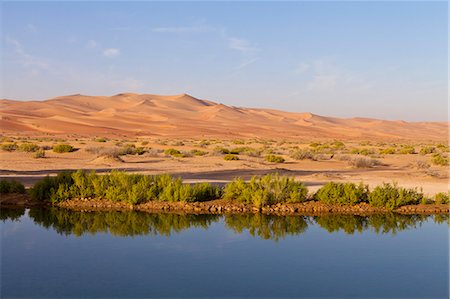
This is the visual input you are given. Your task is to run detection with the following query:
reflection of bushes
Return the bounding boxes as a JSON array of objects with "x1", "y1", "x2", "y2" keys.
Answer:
[
  {"x1": 0, "y1": 207, "x2": 25, "y2": 221},
  {"x1": 8, "y1": 208, "x2": 443, "y2": 239},
  {"x1": 28, "y1": 208, "x2": 219, "y2": 237},
  {"x1": 225, "y1": 214, "x2": 308, "y2": 241}
]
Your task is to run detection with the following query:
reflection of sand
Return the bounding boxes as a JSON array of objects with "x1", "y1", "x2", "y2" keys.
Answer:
[
  {"x1": 0, "y1": 93, "x2": 447, "y2": 140},
  {"x1": 0, "y1": 138, "x2": 448, "y2": 196}
]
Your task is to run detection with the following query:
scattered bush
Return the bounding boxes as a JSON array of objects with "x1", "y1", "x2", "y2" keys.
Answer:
[
  {"x1": 351, "y1": 148, "x2": 375, "y2": 156},
  {"x1": 0, "y1": 179, "x2": 25, "y2": 194},
  {"x1": 368, "y1": 183, "x2": 424, "y2": 209},
  {"x1": 349, "y1": 157, "x2": 380, "y2": 168},
  {"x1": 434, "y1": 192, "x2": 449, "y2": 204},
  {"x1": 190, "y1": 149, "x2": 208, "y2": 156},
  {"x1": 18, "y1": 143, "x2": 40, "y2": 152},
  {"x1": 223, "y1": 174, "x2": 308, "y2": 207},
  {"x1": 224, "y1": 154, "x2": 239, "y2": 161},
  {"x1": 314, "y1": 182, "x2": 369, "y2": 206},
  {"x1": 419, "y1": 146, "x2": 435, "y2": 155},
  {"x1": 398, "y1": 146, "x2": 416, "y2": 155},
  {"x1": 290, "y1": 149, "x2": 316, "y2": 161},
  {"x1": 33, "y1": 149, "x2": 46, "y2": 159},
  {"x1": 1, "y1": 143, "x2": 18, "y2": 151},
  {"x1": 415, "y1": 161, "x2": 430, "y2": 169},
  {"x1": 52, "y1": 144, "x2": 74, "y2": 153},
  {"x1": 379, "y1": 148, "x2": 396, "y2": 155},
  {"x1": 431, "y1": 153, "x2": 449, "y2": 166},
  {"x1": 265, "y1": 154, "x2": 285, "y2": 163},
  {"x1": 95, "y1": 138, "x2": 108, "y2": 143},
  {"x1": 164, "y1": 148, "x2": 183, "y2": 157}
]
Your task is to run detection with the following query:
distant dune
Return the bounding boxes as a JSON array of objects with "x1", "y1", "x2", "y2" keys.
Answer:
[{"x1": 0, "y1": 93, "x2": 447, "y2": 140}]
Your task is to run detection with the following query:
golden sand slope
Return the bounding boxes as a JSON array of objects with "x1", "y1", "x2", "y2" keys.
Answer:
[{"x1": 0, "y1": 93, "x2": 447, "y2": 140}]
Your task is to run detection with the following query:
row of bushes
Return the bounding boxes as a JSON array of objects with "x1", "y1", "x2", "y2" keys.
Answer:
[
  {"x1": 2, "y1": 173, "x2": 448, "y2": 209},
  {"x1": 1, "y1": 142, "x2": 74, "y2": 153},
  {"x1": 29, "y1": 170, "x2": 221, "y2": 204}
]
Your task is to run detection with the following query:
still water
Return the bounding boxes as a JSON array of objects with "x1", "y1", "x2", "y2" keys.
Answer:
[{"x1": 1, "y1": 207, "x2": 448, "y2": 298}]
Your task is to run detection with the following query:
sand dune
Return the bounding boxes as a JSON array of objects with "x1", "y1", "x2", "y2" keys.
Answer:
[{"x1": 0, "y1": 93, "x2": 447, "y2": 140}]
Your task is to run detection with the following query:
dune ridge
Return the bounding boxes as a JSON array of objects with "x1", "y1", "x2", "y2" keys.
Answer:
[{"x1": 0, "y1": 93, "x2": 447, "y2": 140}]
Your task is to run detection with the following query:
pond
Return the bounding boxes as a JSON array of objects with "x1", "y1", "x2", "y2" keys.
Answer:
[{"x1": 1, "y1": 207, "x2": 448, "y2": 298}]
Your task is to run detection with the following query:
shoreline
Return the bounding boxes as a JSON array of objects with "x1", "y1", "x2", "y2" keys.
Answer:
[{"x1": 1, "y1": 194, "x2": 448, "y2": 216}]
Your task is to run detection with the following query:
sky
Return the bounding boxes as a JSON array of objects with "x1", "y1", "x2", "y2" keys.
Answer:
[{"x1": 1, "y1": 1, "x2": 447, "y2": 121}]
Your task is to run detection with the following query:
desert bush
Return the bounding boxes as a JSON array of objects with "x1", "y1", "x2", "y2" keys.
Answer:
[
  {"x1": 436, "y1": 143, "x2": 449, "y2": 152},
  {"x1": 223, "y1": 174, "x2": 308, "y2": 207},
  {"x1": 190, "y1": 149, "x2": 208, "y2": 156},
  {"x1": 335, "y1": 154, "x2": 352, "y2": 161},
  {"x1": 30, "y1": 172, "x2": 74, "y2": 201},
  {"x1": 1, "y1": 143, "x2": 18, "y2": 151},
  {"x1": 29, "y1": 171, "x2": 220, "y2": 204},
  {"x1": 368, "y1": 183, "x2": 423, "y2": 209},
  {"x1": 398, "y1": 146, "x2": 416, "y2": 155},
  {"x1": 415, "y1": 161, "x2": 430, "y2": 169},
  {"x1": 265, "y1": 154, "x2": 285, "y2": 163},
  {"x1": 95, "y1": 138, "x2": 108, "y2": 143},
  {"x1": 419, "y1": 146, "x2": 435, "y2": 155},
  {"x1": 52, "y1": 144, "x2": 74, "y2": 153},
  {"x1": 224, "y1": 154, "x2": 239, "y2": 161},
  {"x1": 351, "y1": 148, "x2": 376, "y2": 156},
  {"x1": 434, "y1": 192, "x2": 449, "y2": 204},
  {"x1": 33, "y1": 149, "x2": 46, "y2": 159},
  {"x1": 0, "y1": 179, "x2": 25, "y2": 194},
  {"x1": 349, "y1": 157, "x2": 380, "y2": 168},
  {"x1": 290, "y1": 149, "x2": 316, "y2": 161},
  {"x1": 314, "y1": 182, "x2": 369, "y2": 206},
  {"x1": 18, "y1": 143, "x2": 40, "y2": 152},
  {"x1": 379, "y1": 148, "x2": 396, "y2": 155},
  {"x1": 164, "y1": 148, "x2": 183, "y2": 157},
  {"x1": 431, "y1": 153, "x2": 449, "y2": 166}
]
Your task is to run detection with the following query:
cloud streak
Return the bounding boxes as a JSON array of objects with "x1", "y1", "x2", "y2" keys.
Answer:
[
  {"x1": 5, "y1": 37, "x2": 49, "y2": 70},
  {"x1": 102, "y1": 48, "x2": 120, "y2": 58}
]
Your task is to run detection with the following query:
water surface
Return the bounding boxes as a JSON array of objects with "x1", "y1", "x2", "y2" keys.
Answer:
[{"x1": 1, "y1": 208, "x2": 448, "y2": 298}]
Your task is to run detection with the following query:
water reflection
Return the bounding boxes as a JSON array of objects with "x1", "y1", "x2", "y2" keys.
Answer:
[{"x1": 1, "y1": 207, "x2": 448, "y2": 240}]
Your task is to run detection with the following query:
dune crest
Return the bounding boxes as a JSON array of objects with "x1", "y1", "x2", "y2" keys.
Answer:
[{"x1": 0, "y1": 93, "x2": 446, "y2": 140}]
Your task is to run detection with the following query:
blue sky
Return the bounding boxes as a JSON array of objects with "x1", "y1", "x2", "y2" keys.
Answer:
[{"x1": 1, "y1": 1, "x2": 447, "y2": 121}]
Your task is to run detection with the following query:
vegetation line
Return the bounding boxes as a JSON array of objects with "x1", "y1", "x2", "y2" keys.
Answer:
[{"x1": 1, "y1": 171, "x2": 449, "y2": 210}]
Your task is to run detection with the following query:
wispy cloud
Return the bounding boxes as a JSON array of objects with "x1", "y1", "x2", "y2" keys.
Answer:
[
  {"x1": 152, "y1": 25, "x2": 214, "y2": 33},
  {"x1": 235, "y1": 57, "x2": 260, "y2": 70},
  {"x1": 102, "y1": 48, "x2": 120, "y2": 58},
  {"x1": 5, "y1": 37, "x2": 49, "y2": 70},
  {"x1": 227, "y1": 37, "x2": 259, "y2": 54}
]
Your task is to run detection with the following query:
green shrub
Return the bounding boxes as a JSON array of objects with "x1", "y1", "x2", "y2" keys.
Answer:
[
  {"x1": 314, "y1": 182, "x2": 369, "y2": 206},
  {"x1": 33, "y1": 149, "x2": 46, "y2": 158},
  {"x1": 224, "y1": 154, "x2": 239, "y2": 161},
  {"x1": 368, "y1": 183, "x2": 423, "y2": 209},
  {"x1": 214, "y1": 147, "x2": 230, "y2": 154},
  {"x1": 419, "y1": 146, "x2": 435, "y2": 155},
  {"x1": 398, "y1": 146, "x2": 416, "y2": 155},
  {"x1": 95, "y1": 138, "x2": 108, "y2": 142},
  {"x1": 52, "y1": 144, "x2": 74, "y2": 153},
  {"x1": 1, "y1": 143, "x2": 18, "y2": 151},
  {"x1": 0, "y1": 179, "x2": 25, "y2": 194},
  {"x1": 18, "y1": 143, "x2": 40, "y2": 152},
  {"x1": 351, "y1": 148, "x2": 375, "y2": 156},
  {"x1": 29, "y1": 171, "x2": 220, "y2": 204},
  {"x1": 290, "y1": 149, "x2": 316, "y2": 161},
  {"x1": 431, "y1": 153, "x2": 449, "y2": 166},
  {"x1": 223, "y1": 174, "x2": 308, "y2": 207},
  {"x1": 190, "y1": 149, "x2": 208, "y2": 156},
  {"x1": 436, "y1": 143, "x2": 450, "y2": 152},
  {"x1": 265, "y1": 154, "x2": 285, "y2": 163},
  {"x1": 379, "y1": 148, "x2": 396, "y2": 155},
  {"x1": 30, "y1": 172, "x2": 74, "y2": 201},
  {"x1": 164, "y1": 148, "x2": 184, "y2": 157},
  {"x1": 434, "y1": 192, "x2": 449, "y2": 204}
]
